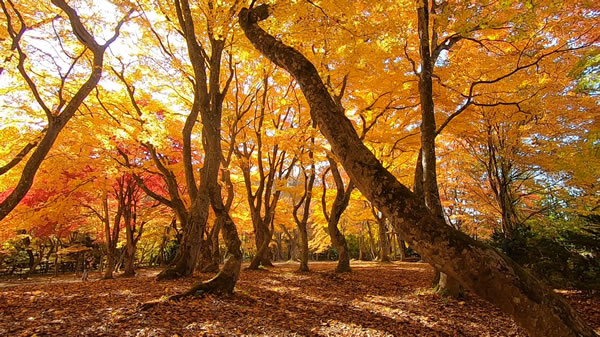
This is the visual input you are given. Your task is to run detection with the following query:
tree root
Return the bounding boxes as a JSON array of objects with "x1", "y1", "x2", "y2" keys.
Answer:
[
  {"x1": 243, "y1": 265, "x2": 272, "y2": 271},
  {"x1": 140, "y1": 276, "x2": 229, "y2": 311},
  {"x1": 156, "y1": 267, "x2": 186, "y2": 281},
  {"x1": 197, "y1": 262, "x2": 219, "y2": 273},
  {"x1": 143, "y1": 258, "x2": 240, "y2": 311}
]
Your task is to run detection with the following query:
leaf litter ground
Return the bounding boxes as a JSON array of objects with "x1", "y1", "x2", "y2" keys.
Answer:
[{"x1": 1, "y1": 261, "x2": 598, "y2": 336}]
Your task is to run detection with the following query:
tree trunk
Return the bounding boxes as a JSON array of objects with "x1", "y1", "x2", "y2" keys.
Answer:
[
  {"x1": 157, "y1": 195, "x2": 209, "y2": 280},
  {"x1": 377, "y1": 219, "x2": 390, "y2": 262},
  {"x1": 238, "y1": 8, "x2": 597, "y2": 337},
  {"x1": 358, "y1": 232, "x2": 364, "y2": 261},
  {"x1": 274, "y1": 232, "x2": 283, "y2": 261},
  {"x1": 436, "y1": 271, "x2": 462, "y2": 298},
  {"x1": 398, "y1": 237, "x2": 407, "y2": 262},
  {"x1": 298, "y1": 222, "x2": 309, "y2": 271},
  {"x1": 103, "y1": 251, "x2": 115, "y2": 279},
  {"x1": 366, "y1": 222, "x2": 376, "y2": 260},
  {"x1": 123, "y1": 245, "x2": 135, "y2": 277},
  {"x1": 197, "y1": 236, "x2": 219, "y2": 273},
  {"x1": 293, "y1": 147, "x2": 316, "y2": 272},
  {"x1": 322, "y1": 157, "x2": 353, "y2": 273},
  {"x1": 211, "y1": 218, "x2": 222, "y2": 266},
  {"x1": 181, "y1": 211, "x2": 242, "y2": 297},
  {"x1": 329, "y1": 223, "x2": 351, "y2": 273},
  {"x1": 248, "y1": 224, "x2": 272, "y2": 269},
  {"x1": 172, "y1": 33, "x2": 242, "y2": 295},
  {"x1": 415, "y1": 1, "x2": 462, "y2": 297}
]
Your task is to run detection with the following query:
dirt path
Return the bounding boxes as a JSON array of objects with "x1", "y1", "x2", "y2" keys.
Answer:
[{"x1": 1, "y1": 261, "x2": 598, "y2": 336}]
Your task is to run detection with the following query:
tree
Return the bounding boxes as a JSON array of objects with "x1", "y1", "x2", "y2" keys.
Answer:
[
  {"x1": 238, "y1": 5, "x2": 597, "y2": 337},
  {"x1": 109, "y1": 0, "x2": 244, "y2": 288},
  {"x1": 234, "y1": 72, "x2": 298, "y2": 269},
  {"x1": 0, "y1": 0, "x2": 132, "y2": 220},
  {"x1": 292, "y1": 136, "x2": 316, "y2": 272},
  {"x1": 321, "y1": 156, "x2": 354, "y2": 272}
]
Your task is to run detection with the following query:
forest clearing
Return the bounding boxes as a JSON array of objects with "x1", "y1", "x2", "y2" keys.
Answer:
[{"x1": 2, "y1": 261, "x2": 598, "y2": 337}]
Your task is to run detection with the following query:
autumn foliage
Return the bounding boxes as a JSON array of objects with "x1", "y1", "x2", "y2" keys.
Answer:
[{"x1": 0, "y1": 0, "x2": 598, "y2": 336}]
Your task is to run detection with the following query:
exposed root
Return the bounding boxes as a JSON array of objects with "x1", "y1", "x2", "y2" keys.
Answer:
[
  {"x1": 244, "y1": 265, "x2": 272, "y2": 272},
  {"x1": 197, "y1": 262, "x2": 219, "y2": 274},
  {"x1": 144, "y1": 257, "x2": 241, "y2": 311},
  {"x1": 156, "y1": 267, "x2": 187, "y2": 281}
]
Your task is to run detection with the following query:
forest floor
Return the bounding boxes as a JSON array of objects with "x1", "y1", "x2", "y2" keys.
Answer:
[{"x1": 0, "y1": 261, "x2": 598, "y2": 337}]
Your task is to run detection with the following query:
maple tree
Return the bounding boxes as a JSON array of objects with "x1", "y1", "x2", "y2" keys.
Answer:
[
  {"x1": 0, "y1": 0, "x2": 133, "y2": 220},
  {"x1": 238, "y1": 3, "x2": 597, "y2": 337},
  {"x1": 321, "y1": 156, "x2": 354, "y2": 272}
]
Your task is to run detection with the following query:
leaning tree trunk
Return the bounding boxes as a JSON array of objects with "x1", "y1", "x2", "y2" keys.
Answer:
[
  {"x1": 238, "y1": 7, "x2": 597, "y2": 337},
  {"x1": 0, "y1": 1, "x2": 131, "y2": 221}
]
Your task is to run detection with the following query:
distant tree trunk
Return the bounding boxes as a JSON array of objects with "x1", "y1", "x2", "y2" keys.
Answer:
[
  {"x1": 281, "y1": 226, "x2": 299, "y2": 261},
  {"x1": 365, "y1": 222, "x2": 377, "y2": 260},
  {"x1": 122, "y1": 179, "x2": 145, "y2": 278},
  {"x1": 100, "y1": 191, "x2": 123, "y2": 280},
  {"x1": 274, "y1": 232, "x2": 283, "y2": 261},
  {"x1": 398, "y1": 237, "x2": 407, "y2": 262},
  {"x1": 358, "y1": 230, "x2": 365, "y2": 261},
  {"x1": 238, "y1": 74, "x2": 295, "y2": 271},
  {"x1": 322, "y1": 157, "x2": 353, "y2": 273},
  {"x1": 484, "y1": 125, "x2": 521, "y2": 240},
  {"x1": 293, "y1": 142, "x2": 316, "y2": 272},
  {"x1": 249, "y1": 223, "x2": 273, "y2": 269},
  {"x1": 298, "y1": 222, "x2": 309, "y2": 271},
  {"x1": 377, "y1": 220, "x2": 390, "y2": 262},
  {"x1": 390, "y1": 233, "x2": 397, "y2": 259},
  {"x1": 371, "y1": 206, "x2": 390, "y2": 262},
  {"x1": 239, "y1": 9, "x2": 597, "y2": 336}
]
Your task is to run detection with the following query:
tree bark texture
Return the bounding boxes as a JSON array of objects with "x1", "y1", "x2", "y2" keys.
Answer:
[{"x1": 238, "y1": 7, "x2": 597, "y2": 337}]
